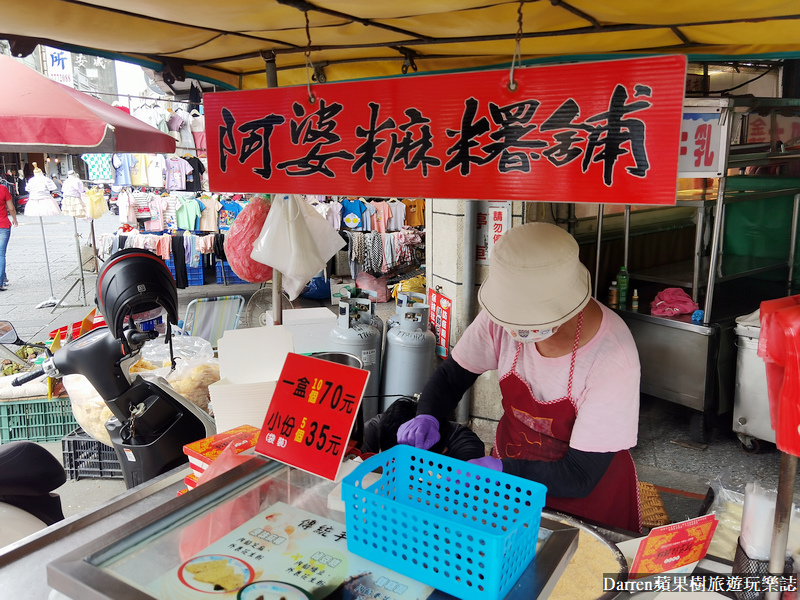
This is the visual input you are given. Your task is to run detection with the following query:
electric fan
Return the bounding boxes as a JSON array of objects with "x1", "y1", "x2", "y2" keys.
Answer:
[{"x1": 244, "y1": 284, "x2": 294, "y2": 327}]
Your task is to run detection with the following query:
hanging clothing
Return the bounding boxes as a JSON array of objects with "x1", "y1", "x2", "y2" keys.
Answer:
[
  {"x1": 183, "y1": 156, "x2": 206, "y2": 192},
  {"x1": 218, "y1": 200, "x2": 242, "y2": 232},
  {"x1": 171, "y1": 234, "x2": 188, "y2": 289},
  {"x1": 176, "y1": 197, "x2": 203, "y2": 231},
  {"x1": 112, "y1": 154, "x2": 137, "y2": 186},
  {"x1": 129, "y1": 153, "x2": 149, "y2": 186},
  {"x1": 402, "y1": 198, "x2": 425, "y2": 227},
  {"x1": 165, "y1": 157, "x2": 193, "y2": 191},
  {"x1": 386, "y1": 199, "x2": 406, "y2": 232},
  {"x1": 370, "y1": 201, "x2": 392, "y2": 234},
  {"x1": 81, "y1": 153, "x2": 113, "y2": 182},
  {"x1": 145, "y1": 154, "x2": 166, "y2": 188},
  {"x1": 190, "y1": 112, "x2": 207, "y2": 158},
  {"x1": 198, "y1": 196, "x2": 222, "y2": 232},
  {"x1": 341, "y1": 198, "x2": 367, "y2": 229}
]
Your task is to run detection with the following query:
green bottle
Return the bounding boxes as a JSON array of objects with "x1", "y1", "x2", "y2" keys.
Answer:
[{"x1": 617, "y1": 266, "x2": 629, "y2": 308}]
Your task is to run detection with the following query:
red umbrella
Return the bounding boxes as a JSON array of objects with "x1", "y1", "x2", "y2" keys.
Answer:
[{"x1": 0, "y1": 55, "x2": 175, "y2": 154}]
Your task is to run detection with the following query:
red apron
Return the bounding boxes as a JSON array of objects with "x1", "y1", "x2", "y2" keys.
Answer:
[{"x1": 492, "y1": 312, "x2": 642, "y2": 533}]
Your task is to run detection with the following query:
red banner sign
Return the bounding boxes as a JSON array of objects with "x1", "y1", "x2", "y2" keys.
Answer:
[
  {"x1": 255, "y1": 353, "x2": 369, "y2": 480},
  {"x1": 205, "y1": 56, "x2": 685, "y2": 205}
]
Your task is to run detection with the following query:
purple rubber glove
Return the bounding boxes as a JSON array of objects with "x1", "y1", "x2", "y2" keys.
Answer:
[
  {"x1": 468, "y1": 456, "x2": 503, "y2": 471},
  {"x1": 397, "y1": 414, "x2": 440, "y2": 450}
]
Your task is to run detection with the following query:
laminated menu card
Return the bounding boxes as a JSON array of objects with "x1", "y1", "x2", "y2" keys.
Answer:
[{"x1": 149, "y1": 501, "x2": 436, "y2": 599}]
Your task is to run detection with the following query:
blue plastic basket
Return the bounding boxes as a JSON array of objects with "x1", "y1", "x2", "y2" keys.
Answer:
[{"x1": 342, "y1": 446, "x2": 547, "y2": 600}]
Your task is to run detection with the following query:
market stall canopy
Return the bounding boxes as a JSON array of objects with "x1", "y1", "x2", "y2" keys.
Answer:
[
  {"x1": 1, "y1": 1, "x2": 800, "y2": 91},
  {"x1": 0, "y1": 55, "x2": 176, "y2": 154}
]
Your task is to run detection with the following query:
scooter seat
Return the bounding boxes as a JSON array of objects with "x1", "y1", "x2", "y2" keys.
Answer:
[{"x1": 0, "y1": 441, "x2": 66, "y2": 496}]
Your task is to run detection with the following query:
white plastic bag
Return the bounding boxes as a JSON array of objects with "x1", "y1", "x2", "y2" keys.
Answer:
[{"x1": 250, "y1": 194, "x2": 345, "y2": 300}]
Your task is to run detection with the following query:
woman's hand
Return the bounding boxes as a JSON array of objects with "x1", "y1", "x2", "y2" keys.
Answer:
[{"x1": 397, "y1": 414, "x2": 440, "y2": 450}]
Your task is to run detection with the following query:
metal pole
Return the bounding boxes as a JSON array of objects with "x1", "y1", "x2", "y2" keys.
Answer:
[
  {"x1": 72, "y1": 217, "x2": 87, "y2": 304},
  {"x1": 34, "y1": 216, "x2": 57, "y2": 309},
  {"x1": 593, "y1": 204, "x2": 604, "y2": 299},
  {"x1": 272, "y1": 272, "x2": 283, "y2": 326},
  {"x1": 765, "y1": 452, "x2": 797, "y2": 600},
  {"x1": 457, "y1": 199, "x2": 477, "y2": 424}
]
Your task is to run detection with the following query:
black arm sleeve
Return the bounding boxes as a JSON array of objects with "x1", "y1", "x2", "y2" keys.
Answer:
[
  {"x1": 501, "y1": 448, "x2": 615, "y2": 498},
  {"x1": 416, "y1": 356, "x2": 479, "y2": 423}
]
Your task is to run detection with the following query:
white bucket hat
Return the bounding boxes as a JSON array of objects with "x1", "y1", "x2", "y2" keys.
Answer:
[{"x1": 477, "y1": 222, "x2": 592, "y2": 329}]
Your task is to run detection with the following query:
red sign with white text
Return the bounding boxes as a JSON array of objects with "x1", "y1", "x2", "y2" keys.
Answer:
[
  {"x1": 427, "y1": 289, "x2": 452, "y2": 358},
  {"x1": 205, "y1": 56, "x2": 686, "y2": 205},
  {"x1": 255, "y1": 353, "x2": 369, "y2": 480}
]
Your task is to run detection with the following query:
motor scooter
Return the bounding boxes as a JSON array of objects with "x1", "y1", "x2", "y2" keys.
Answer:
[
  {"x1": 10, "y1": 249, "x2": 217, "y2": 489},
  {"x1": 0, "y1": 322, "x2": 67, "y2": 548}
]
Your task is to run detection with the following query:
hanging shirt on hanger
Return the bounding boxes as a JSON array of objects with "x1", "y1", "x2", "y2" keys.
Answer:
[
  {"x1": 325, "y1": 201, "x2": 342, "y2": 231},
  {"x1": 175, "y1": 197, "x2": 203, "y2": 231},
  {"x1": 218, "y1": 200, "x2": 243, "y2": 232},
  {"x1": 198, "y1": 196, "x2": 222, "y2": 232},
  {"x1": 81, "y1": 153, "x2": 113, "y2": 182},
  {"x1": 183, "y1": 156, "x2": 206, "y2": 192},
  {"x1": 341, "y1": 198, "x2": 366, "y2": 229},
  {"x1": 129, "y1": 153, "x2": 149, "y2": 187},
  {"x1": 402, "y1": 198, "x2": 425, "y2": 228},
  {"x1": 165, "y1": 156, "x2": 193, "y2": 191},
  {"x1": 112, "y1": 154, "x2": 137, "y2": 186},
  {"x1": 145, "y1": 154, "x2": 167, "y2": 188},
  {"x1": 370, "y1": 200, "x2": 393, "y2": 234},
  {"x1": 386, "y1": 199, "x2": 406, "y2": 232}
]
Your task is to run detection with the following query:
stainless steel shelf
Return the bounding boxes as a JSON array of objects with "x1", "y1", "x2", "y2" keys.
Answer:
[
  {"x1": 631, "y1": 255, "x2": 790, "y2": 288},
  {"x1": 675, "y1": 187, "x2": 800, "y2": 208}
]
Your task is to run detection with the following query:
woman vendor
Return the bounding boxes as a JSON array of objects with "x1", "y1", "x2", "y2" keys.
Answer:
[{"x1": 398, "y1": 222, "x2": 642, "y2": 533}]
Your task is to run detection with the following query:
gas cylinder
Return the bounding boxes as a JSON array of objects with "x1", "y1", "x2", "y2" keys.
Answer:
[
  {"x1": 328, "y1": 297, "x2": 382, "y2": 422},
  {"x1": 386, "y1": 292, "x2": 428, "y2": 330},
  {"x1": 380, "y1": 303, "x2": 436, "y2": 411}
]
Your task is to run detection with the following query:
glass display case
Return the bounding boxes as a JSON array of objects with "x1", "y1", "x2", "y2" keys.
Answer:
[{"x1": 41, "y1": 456, "x2": 591, "y2": 600}]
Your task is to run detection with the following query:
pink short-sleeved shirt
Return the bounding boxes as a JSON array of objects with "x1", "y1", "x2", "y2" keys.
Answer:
[{"x1": 451, "y1": 303, "x2": 640, "y2": 453}]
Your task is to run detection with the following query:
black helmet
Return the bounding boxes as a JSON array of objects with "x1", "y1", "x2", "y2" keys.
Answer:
[{"x1": 96, "y1": 248, "x2": 178, "y2": 340}]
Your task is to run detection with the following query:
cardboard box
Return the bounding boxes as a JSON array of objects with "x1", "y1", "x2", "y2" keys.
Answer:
[{"x1": 209, "y1": 327, "x2": 294, "y2": 433}]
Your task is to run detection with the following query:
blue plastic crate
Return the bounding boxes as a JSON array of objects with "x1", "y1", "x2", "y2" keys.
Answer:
[
  {"x1": 215, "y1": 262, "x2": 248, "y2": 285},
  {"x1": 166, "y1": 258, "x2": 204, "y2": 285},
  {"x1": 342, "y1": 445, "x2": 546, "y2": 600},
  {"x1": 0, "y1": 398, "x2": 79, "y2": 444}
]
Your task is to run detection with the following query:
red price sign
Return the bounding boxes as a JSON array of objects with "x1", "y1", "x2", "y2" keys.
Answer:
[
  {"x1": 255, "y1": 353, "x2": 369, "y2": 480},
  {"x1": 629, "y1": 513, "x2": 718, "y2": 577}
]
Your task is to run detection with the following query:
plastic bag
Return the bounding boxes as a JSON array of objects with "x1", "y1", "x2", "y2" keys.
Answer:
[
  {"x1": 650, "y1": 287, "x2": 698, "y2": 316},
  {"x1": 250, "y1": 194, "x2": 346, "y2": 300},
  {"x1": 84, "y1": 188, "x2": 108, "y2": 220},
  {"x1": 222, "y1": 195, "x2": 274, "y2": 283},
  {"x1": 356, "y1": 271, "x2": 390, "y2": 303}
]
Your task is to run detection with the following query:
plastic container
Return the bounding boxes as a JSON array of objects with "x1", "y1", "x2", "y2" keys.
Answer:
[
  {"x1": 215, "y1": 261, "x2": 248, "y2": 285},
  {"x1": 48, "y1": 314, "x2": 106, "y2": 340},
  {"x1": 342, "y1": 445, "x2": 547, "y2": 600},
  {"x1": 61, "y1": 427, "x2": 123, "y2": 480},
  {"x1": 0, "y1": 398, "x2": 79, "y2": 444},
  {"x1": 608, "y1": 280, "x2": 619, "y2": 308}
]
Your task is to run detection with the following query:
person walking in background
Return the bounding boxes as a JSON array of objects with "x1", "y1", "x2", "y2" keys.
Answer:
[{"x1": 0, "y1": 182, "x2": 17, "y2": 290}]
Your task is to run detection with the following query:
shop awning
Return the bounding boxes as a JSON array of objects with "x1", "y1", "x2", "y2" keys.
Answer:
[
  {"x1": 1, "y1": 1, "x2": 800, "y2": 90},
  {"x1": 0, "y1": 55, "x2": 176, "y2": 154}
]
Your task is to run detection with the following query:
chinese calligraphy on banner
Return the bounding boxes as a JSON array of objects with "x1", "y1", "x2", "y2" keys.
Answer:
[
  {"x1": 255, "y1": 353, "x2": 369, "y2": 480},
  {"x1": 427, "y1": 289, "x2": 452, "y2": 358},
  {"x1": 206, "y1": 56, "x2": 686, "y2": 205},
  {"x1": 476, "y1": 201, "x2": 512, "y2": 264}
]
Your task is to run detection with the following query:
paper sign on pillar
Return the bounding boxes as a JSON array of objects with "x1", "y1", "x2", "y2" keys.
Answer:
[{"x1": 208, "y1": 326, "x2": 294, "y2": 433}]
